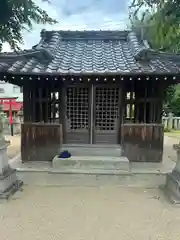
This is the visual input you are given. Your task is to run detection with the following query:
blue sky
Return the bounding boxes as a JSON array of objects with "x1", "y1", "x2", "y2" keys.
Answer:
[{"x1": 3, "y1": 0, "x2": 131, "y2": 51}]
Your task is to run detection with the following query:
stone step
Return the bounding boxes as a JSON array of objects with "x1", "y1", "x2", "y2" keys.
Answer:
[
  {"x1": 53, "y1": 156, "x2": 129, "y2": 172},
  {"x1": 63, "y1": 144, "x2": 121, "y2": 149},
  {"x1": 51, "y1": 168, "x2": 129, "y2": 174},
  {"x1": 61, "y1": 144, "x2": 122, "y2": 157}
]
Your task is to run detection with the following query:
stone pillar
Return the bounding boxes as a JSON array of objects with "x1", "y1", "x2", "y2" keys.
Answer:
[
  {"x1": 167, "y1": 112, "x2": 173, "y2": 131},
  {"x1": 0, "y1": 111, "x2": 23, "y2": 199},
  {"x1": 165, "y1": 142, "x2": 180, "y2": 204}
]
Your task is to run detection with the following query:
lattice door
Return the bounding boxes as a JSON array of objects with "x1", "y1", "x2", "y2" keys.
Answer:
[
  {"x1": 94, "y1": 87, "x2": 119, "y2": 144},
  {"x1": 66, "y1": 86, "x2": 90, "y2": 143}
]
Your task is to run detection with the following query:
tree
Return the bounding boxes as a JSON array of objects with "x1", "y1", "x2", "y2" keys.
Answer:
[
  {"x1": 129, "y1": 5, "x2": 180, "y2": 116},
  {"x1": 130, "y1": 0, "x2": 180, "y2": 52},
  {"x1": 164, "y1": 84, "x2": 180, "y2": 116},
  {"x1": 0, "y1": 0, "x2": 58, "y2": 51}
]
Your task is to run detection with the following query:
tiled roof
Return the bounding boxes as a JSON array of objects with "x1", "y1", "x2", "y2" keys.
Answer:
[{"x1": 1, "y1": 30, "x2": 180, "y2": 75}]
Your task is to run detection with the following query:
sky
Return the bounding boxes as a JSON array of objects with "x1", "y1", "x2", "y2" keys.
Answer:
[{"x1": 2, "y1": 0, "x2": 131, "y2": 51}]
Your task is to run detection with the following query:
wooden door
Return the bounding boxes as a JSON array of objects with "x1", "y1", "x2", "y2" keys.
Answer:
[
  {"x1": 65, "y1": 85, "x2": 90, "y2": 144},
  {"x1": 93, "y1": 85, "x2": 120, "y2": 144}
]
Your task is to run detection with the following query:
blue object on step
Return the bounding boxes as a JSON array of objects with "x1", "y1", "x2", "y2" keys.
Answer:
[{"x1": 58, "y1": 150, "x2": 71, "y2": 159}]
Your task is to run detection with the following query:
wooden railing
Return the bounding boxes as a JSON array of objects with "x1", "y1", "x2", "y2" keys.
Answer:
[
  {"x1": 121, "y1": 124, "x2": 164, "y2": 162},
  {"x1": 21, "y1": 123, "x2": 62, "y2": 162}
]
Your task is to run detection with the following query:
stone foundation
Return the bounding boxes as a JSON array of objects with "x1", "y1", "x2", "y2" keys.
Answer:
[
  {"x1": 164, "y1": 143, "x2": 180, "y2": 204},
  {"x1": 0, "y1": 140, "x2": 23, "y2": 199},
  {"x1": 53, "y1": 155, "x2": 129, "y2": 172}
]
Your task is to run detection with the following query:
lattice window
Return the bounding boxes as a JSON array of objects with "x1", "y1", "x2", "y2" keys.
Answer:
[
  {"x1": 95, "y1": 88, "x2": 119, "y2": 131},
  {"x1": 66, "y1": 87, "x2": 89, "y2": 131}
]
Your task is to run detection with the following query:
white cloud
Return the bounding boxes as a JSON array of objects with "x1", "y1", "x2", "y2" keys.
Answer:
[{"x1": 2, "y1": 0, "x2": 131, "y2": 52}]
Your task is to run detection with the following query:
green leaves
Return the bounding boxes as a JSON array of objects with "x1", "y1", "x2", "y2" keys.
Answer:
[
  {"x1": 130, "y1": 1, "x2": 180, "y2": 115},
  {"x1": 165, "y1": 84, "x2": 180, "y2": 116},
  {"x1": 0, "y1": 0, "x2": 58, "y2": 50},
  {"x1": 130, "y1": 0, "x2": 180, "y2": 52}
]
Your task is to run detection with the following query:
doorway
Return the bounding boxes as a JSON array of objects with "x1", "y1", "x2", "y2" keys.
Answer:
[
  {"x1": 65, "y1": 84, "x2": 121, "y2": 144},
  {"x1": 66, "y1": 85, "x2": 90, "y2": 143},
  {"x1": 93, "y1": 85, "x2": 120, "y2": 144}
]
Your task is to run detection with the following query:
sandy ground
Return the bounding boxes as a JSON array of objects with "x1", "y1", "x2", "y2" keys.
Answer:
[
  {"x1": 1, "y1": 136, "x2": 180, "y2": 239},
  {"x1": 5, "y1": 135, "x2": 20, "y2": 159},
  {"x1": 163, "y1": 136, "x2": 179, "y2": 163},
  {"x1": 0, "y1": 186, "x2": 180, "y2": 240}
]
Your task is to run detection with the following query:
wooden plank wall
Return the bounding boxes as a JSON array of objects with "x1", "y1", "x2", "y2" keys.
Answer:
[
  {"x1": 21, "y1": 123, "x2": 62, "y2": 162},
  {"x1": 124, "y1": 80, "x2": 164, "y2": 123},
  {"x1": 121, "y1": 124, "x2": 164, "y2": 162},
  {"x1": 23, "y1": 82, "x2": 64, "y2": 124}
]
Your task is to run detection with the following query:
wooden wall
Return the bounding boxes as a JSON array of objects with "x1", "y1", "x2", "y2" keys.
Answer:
[
  {"x1": 23, "y1": 82, "x2": 65, "y2": 124},
  {"x1": 21, "y1": 78, "x2": 166, "y2": 163},
  {"x1": 21, "y1": 123, "x2": 62, "y2": 162},
  {"x1": 121, "y1": 123, "x2": 164, "y2": 162},
  {"x1": 123, "y1": 80, "x2": 164, "y2": 123}
]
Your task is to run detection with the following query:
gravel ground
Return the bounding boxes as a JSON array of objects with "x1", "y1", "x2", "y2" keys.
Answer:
[
  {"x1": 0, "y1": 186, "x2": 180, "y2": 240},
  {"x1": 163, "y1": 136, "x2": 179, "y2": 163},
  {"x1": 1, "y1": 136, "x2": 180, "y2": 240},
  {"x1": 5, "y1": 135, "x2": 20, "y2": 159}
]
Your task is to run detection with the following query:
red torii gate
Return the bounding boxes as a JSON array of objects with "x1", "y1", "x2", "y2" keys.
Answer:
[{"x1": 0, "y1": 97, "x2": 18, "y2": 136}]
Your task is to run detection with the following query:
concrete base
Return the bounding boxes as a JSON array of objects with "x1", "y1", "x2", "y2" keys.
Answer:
[
  {"x1": 0, "y1": 167, "x2": 23, "y2": 199},
  {"x1": 0, "y1": 180, "x2": 23, "y2": 200},
  {"x1": 53, "y1": 155, "x2": 129, "y2": 172},
  {"x1": 164, "y1": 171, "x2": 180, "y2": 204},
  {"x1": 164, "y1": 145, "x2": 180, "y2": 204},
  {"x1": 61, "y1": 144, "x2": 122, "y2": 157},
  {"x1": 0, "y1": 168, "x2": 17, "y2": 192},
  {"x1": 0, "y1": 140, "x2": 23, "y2": 200},
  {"x1": 10, "y1": 160, "x2": 170, "y2": 188}
]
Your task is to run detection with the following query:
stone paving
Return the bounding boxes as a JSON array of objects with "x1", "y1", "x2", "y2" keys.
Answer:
[{"x1": 0, "y1": 186, "x2": 180, "y2": 240}]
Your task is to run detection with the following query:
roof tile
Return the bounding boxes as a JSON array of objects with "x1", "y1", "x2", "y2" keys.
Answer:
[{"x1": 0, "y1": 30, "x2": 180, "y2": 75}]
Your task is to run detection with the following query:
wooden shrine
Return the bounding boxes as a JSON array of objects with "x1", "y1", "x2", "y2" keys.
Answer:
[{"x1": 0, "y1": 30, "x2": 179, "y2": 162}]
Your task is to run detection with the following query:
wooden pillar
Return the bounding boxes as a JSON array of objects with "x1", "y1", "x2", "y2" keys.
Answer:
[
  {"x1": 134, "y1": 81, "x2": 139, "y2": 123},
  {"x1": 38, "y1": 88, "x2": 43, "y2": 122},
  {"x1": 43, "y1": 87, "x2": 50, "y2": 123},
  {"x1": 143, "y1": 81, "x2": 147, "y2": 122},
  {"x1": 156, "y1": 82, "x2": 164, "y2": 123},
  {"x1": 32, "y1": 88, "x2": 36, "y2": 122},
  {"x1": 118, "y1": 82, "x2": 124, "y2": 143},
  {"x1": 23, "y1": 84, "x2": 30, "y2": 122},
  {"x1": 48, "y1": 85, "x2": 52, "y2": 123},
  {"x1": 122, "y1": 85, "x2": 126, "y2": 123},
  {"x1": 134, "y1": 83, "x2": 142, "y2": 123},
  {"x1": 149, "y1": 81, "x2": 153, "y2": 123},
  {"x1": 42, "y1": 87, "x2": 46, "y2": 123},
  {"x1": 58, "y1": 88, "x2": 61, "y2": 124},
  {"x1": 60, "y1": 84, "x2": 66, "y2": 143}
]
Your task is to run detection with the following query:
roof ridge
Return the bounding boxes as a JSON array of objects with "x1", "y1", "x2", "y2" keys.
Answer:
[
  {"x1": 39, "y1": 29, "x2": 154, "y2": 62},
  {"x1": 40, "y1": 29, "x2": 129, "y2": 40},
  {"x1": 127, "y1": 32, "x2": 151, "y2": 61}
]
